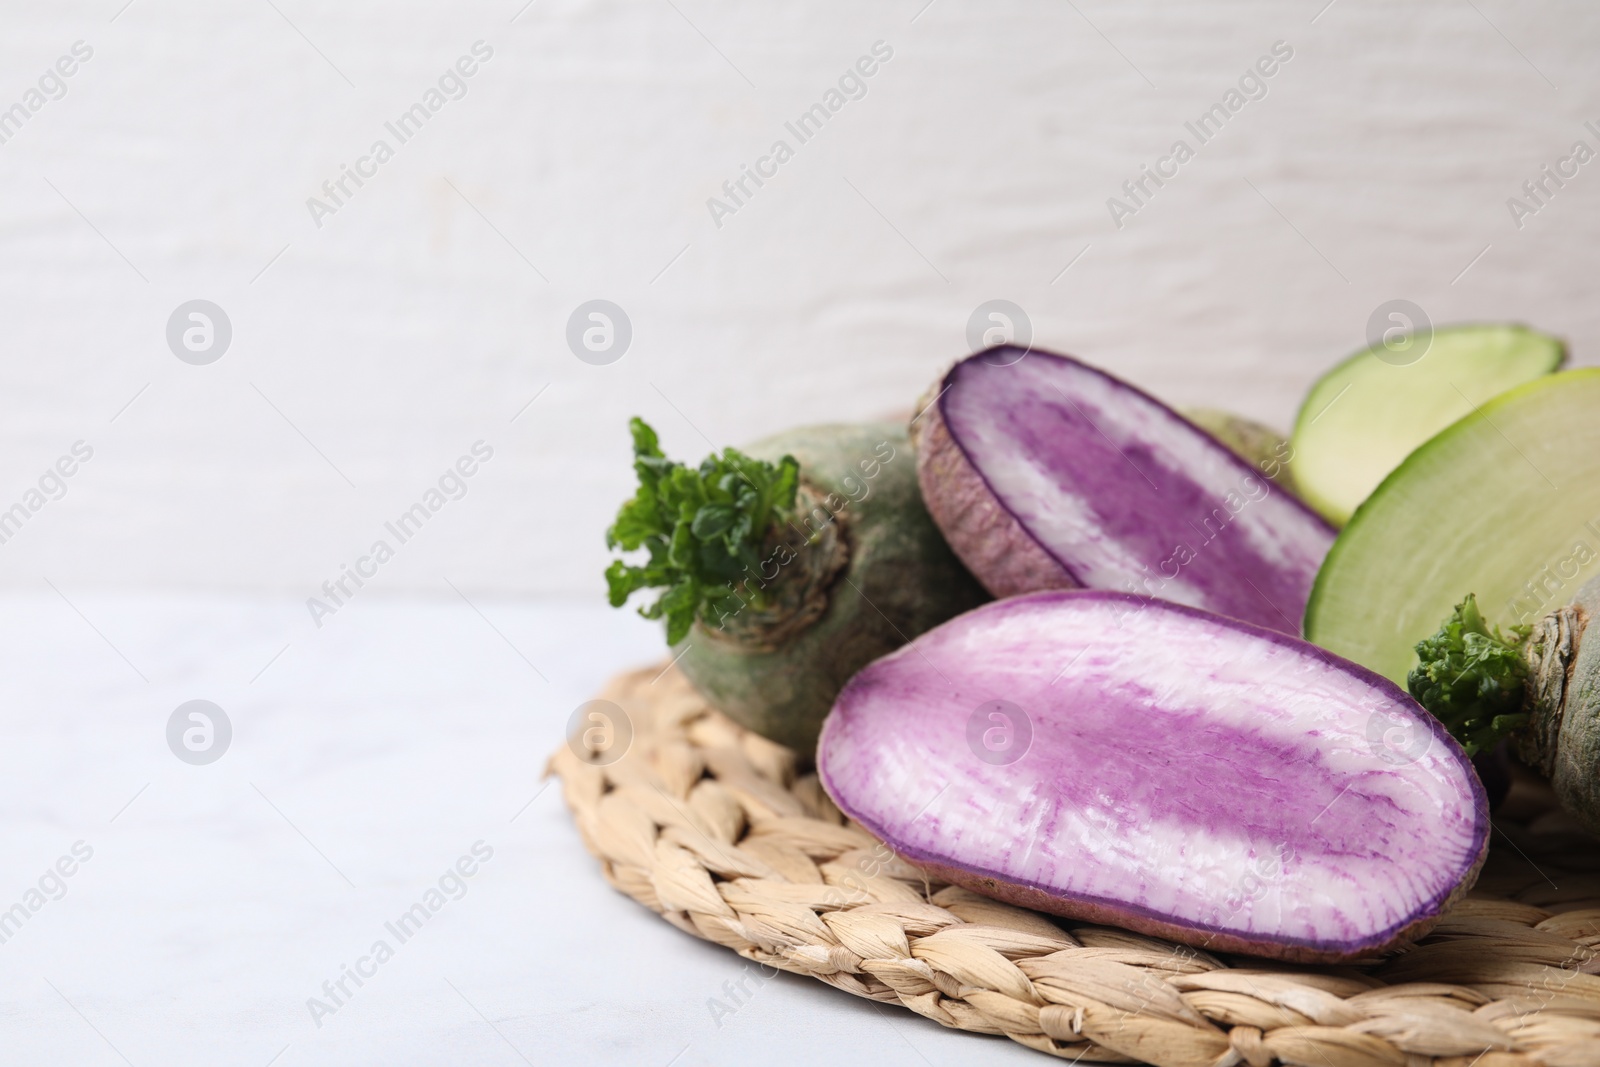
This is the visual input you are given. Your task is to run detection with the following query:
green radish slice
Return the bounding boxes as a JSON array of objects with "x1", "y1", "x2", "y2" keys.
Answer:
[
  {"x1": 1290, "y1": 325, "x2": 1564, "y2": 525},
  {"x1": 1305, "y1": 369, "x2": 1600, "y2": 685}
]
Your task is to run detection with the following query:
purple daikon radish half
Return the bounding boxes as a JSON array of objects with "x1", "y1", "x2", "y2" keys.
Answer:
[
  {"x1": 817, "y1": 591, "x2": 1488, "y2": 963},
  {"x1": 914, "y1": 347, "x2": 1335, "y2": 634}
]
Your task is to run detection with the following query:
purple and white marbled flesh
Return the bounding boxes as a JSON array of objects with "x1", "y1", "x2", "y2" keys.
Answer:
[
  {"x1": 817, "y1": 592, "x2": 1488, "y2": 962},
  {"x1": 915, "y1": 347, "x2": 1335, "y2": 634}
]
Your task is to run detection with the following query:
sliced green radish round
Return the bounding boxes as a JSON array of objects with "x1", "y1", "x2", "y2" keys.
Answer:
[
  {"x1": 1290, "y1": 324, "x2": 1564, "y2": 525},
  {"x1": 1306, "y1": 369, "x2": 1600, "y2": 685}
]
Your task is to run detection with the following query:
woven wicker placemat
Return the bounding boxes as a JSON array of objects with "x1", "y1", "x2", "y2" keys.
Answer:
[{"x1": 549, "y1": 664, "x2": 1600, "y2": 1067}]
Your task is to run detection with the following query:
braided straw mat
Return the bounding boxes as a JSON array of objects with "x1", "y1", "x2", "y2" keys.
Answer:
[{"x1": 548, "y1": 664, "x2": 1600, "y2": 1067}]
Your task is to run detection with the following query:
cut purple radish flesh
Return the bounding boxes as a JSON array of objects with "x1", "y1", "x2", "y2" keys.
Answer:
[
  {"x1": 817, "y1": 592, "x2": 1488, "y2": 962},
  {"x1": 915, "y1": 347, "x2": 1335, "y2": 634}
]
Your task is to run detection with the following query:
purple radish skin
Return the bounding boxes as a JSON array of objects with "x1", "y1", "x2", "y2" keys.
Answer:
[
  {"x1": 817, "y1": 591, "x2": 1489, "y2": 963},
  {"x1": 915, "y1": 348, "x2": 1335, "y2": 634},
  {"x1": 913, "y1": 388, "x2": 1078, "y2": 599}
]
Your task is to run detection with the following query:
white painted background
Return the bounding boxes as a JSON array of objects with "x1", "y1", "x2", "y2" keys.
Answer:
[
  {"x1": 2, "y1": 3, "x2": 1599, "y2": 1064},
  {"x1": 0, "y1": 0, "x2": 1596, "y2": 603}
]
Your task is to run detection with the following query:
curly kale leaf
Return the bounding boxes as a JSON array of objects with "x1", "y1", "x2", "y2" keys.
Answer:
[
  {"x1": 604, "y1": 417, "x2": 800, "y2": 645},
  {"x1": 1408, "y1": 593, "x2": 1531, "y2": 756}
]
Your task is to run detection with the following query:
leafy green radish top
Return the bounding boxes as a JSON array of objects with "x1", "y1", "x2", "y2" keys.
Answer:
[
  {"x1": 605, "y1": 417, "x2": 801, "y2": 645},
  {"x1": 1408, "y1": 594, "x2": 1530, "y2": 756}
]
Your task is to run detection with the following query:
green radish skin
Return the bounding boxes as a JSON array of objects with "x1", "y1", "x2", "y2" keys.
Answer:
[
  {"x1": 1290, "y1": 324, "x2": 1564, "y2": 526},
  {"x1": 1306, "y1": 369, "x2": 1600, "y2": 686},
  {"x1": 1519, "y1": 576, "x2": 1600, "y2": 833},
  {"x1": 1183, "y1": 408, "x2": 1299, "y2": 495},
  {"x1": 673, "y1": 423, "x2": 988, "y2": 753},
  {"x1": 1554, "y1": 615, "x2": 1600, "y2": 833}
]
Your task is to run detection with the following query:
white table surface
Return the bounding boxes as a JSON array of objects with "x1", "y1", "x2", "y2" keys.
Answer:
[{"x1": 0, "y1": 591, "x2": 1043, "y2": 1066}]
